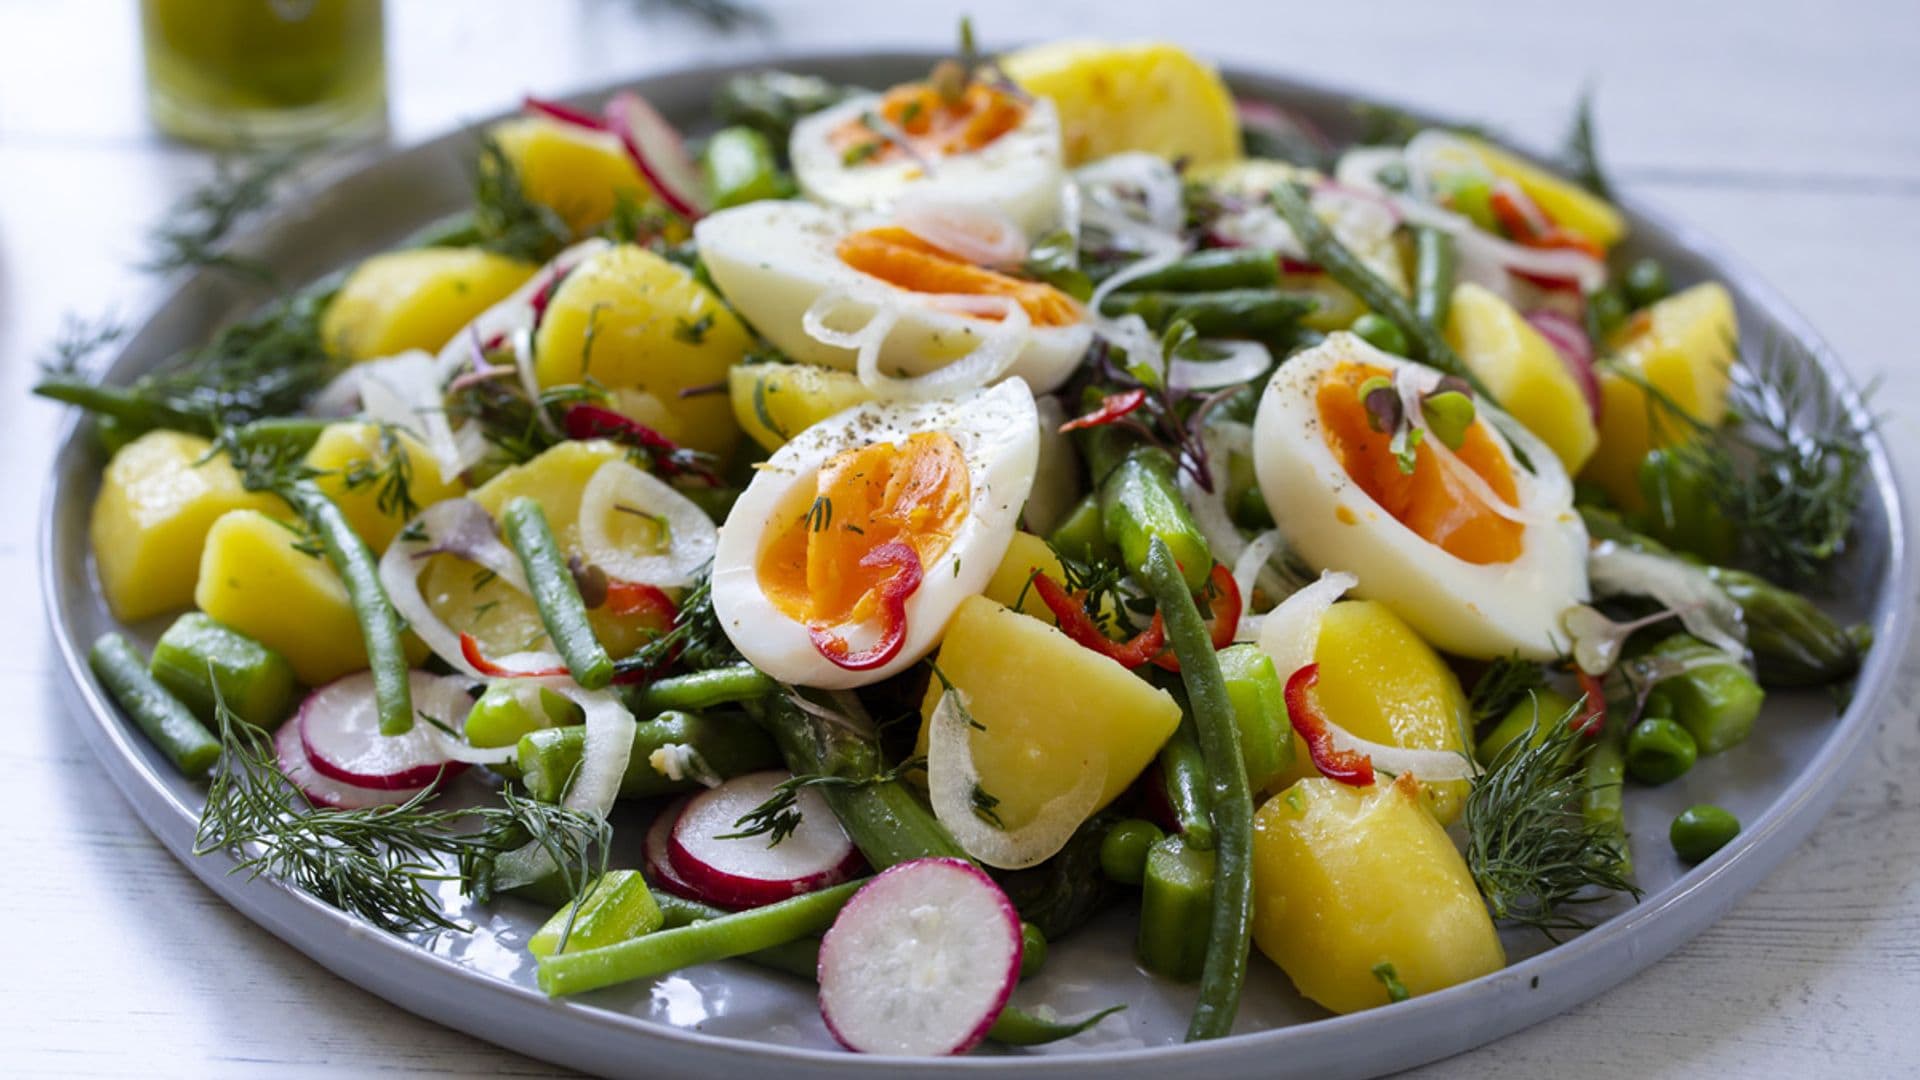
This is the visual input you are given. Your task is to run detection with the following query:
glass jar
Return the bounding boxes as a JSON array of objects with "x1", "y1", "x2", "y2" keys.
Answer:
[{"x1": 140, "y1": 0, "x2": 388, "y2": 146}]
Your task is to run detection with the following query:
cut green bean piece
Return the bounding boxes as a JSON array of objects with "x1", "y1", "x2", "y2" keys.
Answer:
[
  {"x1": 702, "y1": 126, "x2": 795, "y2": 209},
  {"x1": 519, "y1": 710, "x2": 779, "y2": 802},
  {"x1": 1644, "y1": 634, "x2": 1764, "y2": 754},
  {"x1": 1046, "y1": 491, "x2": 1111, "y2": 563},
  {"x1": 467, "y1": 683, "x2": 580, "y2": 750},
  {"x1": 1101, "y1": 447, "x2": 1212, "y2": 592},
  {"x1": 149, "y1": 612, "x2": 298, "y2": 731},
  {"x1": 1475, "y1": 689, "x2": 1578, "y2": 768},
  {"x1": 1583, "y1": 711, "x2": 1632, "y2": 878},
  {"x1": 503, "y1": 496, "x2": 614, "y2": 690},
  {"x1": 1157, "y1": 717, "x2": 1215, "y2": 850},
  {"x1": 529, "y1": 870, "x2": 664, "y2": 959},
  {"x1": 1099, "y1": 288, "x2": 1317, "y2": 337},
  {"x1": 1136, "y1": 832, "x2": 1215, "y2": 981},
  {"x1": 537, "y1": 878, "x2": 863, "y2": 996},
  {"x1": 1707, "y1": 566, "x2": 1864, "y2": 688},
  {"x1": 90, "y1": 633, "x2": 222, "y2": 779},
  {"x1": 626, "y1": 664, "x2": 776, "y2": 714},
  {"x1": 1412, "y1": 226, "x2": 1456, "y2": 332},
  {"x1": 1215, "y1": 644, "x2": 1295, "y2": 791},
  {"x1": 1119, "y1": 248, "x2": 1280, "y2": 292}
]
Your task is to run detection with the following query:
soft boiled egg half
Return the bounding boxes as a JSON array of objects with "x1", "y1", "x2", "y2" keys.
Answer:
[
  {"x1": 696, "y1": 199, "x2": 1093, "y2": 396},
  {"x1": 1252, "y1": 333, "x2": 1588, "y2": 660},
  {"x1": 711, "y1": 378, "x2": 1039, "y2": 688},
  {"x1": 790, "y1": 78, "x2": 1066, "y2": 234}
]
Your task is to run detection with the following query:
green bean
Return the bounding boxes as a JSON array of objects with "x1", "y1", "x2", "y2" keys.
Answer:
[
  {"x1": 89, "y1": 633, "x2": 222, "y2": 779},
  {"x1": 528, "y1": 870, "x2": 664, "y2": 958},
  {"x1": 502, "y1": 496, "x2": 614, "y2": 690},
  {"x1": 1707, "y1": 567, "x2": 1864, "y2": 688},
  {"x1": 1350, "y1": 312, "x2": 1408, "y2": 356},
  {"x1": 1101, "y1": 447, "x2": 1212, "y2": 592},
  {"x1": 989, "y1": 1004, "x2": 1128, "y2": 1046},
  {"x1": 1475, "y1": 689, "x2": 1578, "y2": 768},
  {"x1": 752, "y1": 694, "x2": 966, "y2": 869},
  {"x1": 1136, "y1": 833, "x2": 1214, "y2": 981},
  {"x1": 626, "y1": 664, "x2": 776, "y2": 714},
  {"x1": 1156, "y1": 717, "x2": 1215, "y2": 849},
  {"x1": 466, "y1": 683, "x2": 580, "y2": 750},
  {"x1": 518, "y1": 710, "x2": 779, "y2": 802},
  {"x1": 1270, "y1": 181, "x2": 1494, "y2": 402},
  {"x1": 1625, "y1": 716, "x2": 1698, "y2": 785},
  {"x1": 1215, "y1": 644, "x2": 1294, "y2": 792},
  {"x1": 1636, "y1": 449, "x2": 1737, "y2": 564},
  {"x1": 148, "y1": 612, "x2": 297, "y2": 731},
  {"x1": 1583, "y1": 710, "x2": 1632, "y2": 878},
  {"x1": 1644, "y1": 634, "x2": 1764, "y2": 754},
  {"x1": 1099, "y1": 818, "x2": 1166, "y2": 885},
  {"x1": 1670, "y1": 804, "x2": 1740, "y2": 864},
  {"x1": 275, "y1": 478, "x2": 413, "y2": 734},
  {"x1": 229, "y1": 416, "x2": 331, "y2": 459},
  {"x1": 537, "y1": 879, "x2": 863, "y2": 995},
  {"x1": 1098, "y1": 288, "x2": 1317, "y2": 337},
  {"x1": 702, "y1": 126, "x2": 795, "y2": 209},
  {"x1": 33, "y1": 381, "x2": 208, "y2": 437},
  {"x1": 1117, "y1": 248, "x2": 1279, "y2": 292},
  {"x1": 1019, "y1": 922, "x2": 1049, "y2": 978},
  {"x1": 1142, "y1": 538, "x2": 1253, "y2": 1042},
  {"x1": 1047, "y1": 491, "x2": 1112, "y2": 562},
  {"x1": 1412, "y1": 225, "x2": 1456, "y2": 332}
]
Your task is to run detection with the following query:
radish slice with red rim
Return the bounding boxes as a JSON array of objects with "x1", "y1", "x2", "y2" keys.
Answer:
[
  {"x1": 605, "y1": 91, "x2": 705, "y2": 220},
  {"x1": 817, "y1": 857, "x2": 1022, "y2": 1056},
  {"x1": 667, "y1": 770, "x2": 862, "y2": 909},
  {"x1": 299, "y1": 671, "x2": 507, "y2": 791},
  {"x1": 275, "y1": 714, "x2": 431, "y2": 810},
  {"x1": 643, "y1": 796, "x2": 709, "y2": 903}
]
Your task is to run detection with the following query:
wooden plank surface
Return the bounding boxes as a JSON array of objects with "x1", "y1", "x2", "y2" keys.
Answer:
[{"x1": 1, "y1": 0, "x2": 1915, "y2": 1075}]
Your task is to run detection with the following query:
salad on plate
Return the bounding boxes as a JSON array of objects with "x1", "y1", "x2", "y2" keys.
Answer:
[{"x1": 40, "y1": 29, "x2": 1874, "y2": 1058}]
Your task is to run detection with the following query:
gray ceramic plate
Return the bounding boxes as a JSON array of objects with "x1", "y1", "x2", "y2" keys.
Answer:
[{"x1": 40, "y1": 51, "x2": 1915, "y2": 1080}]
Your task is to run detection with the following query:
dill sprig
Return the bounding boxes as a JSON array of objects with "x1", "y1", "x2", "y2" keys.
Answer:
[
  {"x1": 628, "y1": 0, "x2": 769, "y2": 33},
  {"x1": 1468, "y1": 656, "x2": 1550, "y2": 731},
  {"x1": 193, "y1": 702, "x2": 610, "y2": 935},
  {"x1": 339, "y1": 422, "x2": 422, "y2": 523},
  {"x1": 1559, "y1": 86, "x2": 1615, "y2": 200},
  {"x1": 718, "y1": 755, "x2": 925, "y2": 846},
  {"x1": 610, "y1": 564, "x2": 742, "y2": 675},
  {"x1": 1464, "y1": 699, "x2": 1640, "y2": 937},
  {"x1": 39, "y1": 314, "x2": 128, "y2": 381},
  {"x1": 470, "y1": 136, "x2": 573, "y2": 264},
  {"x1": 144, "y1": 144, "x2": 310, "y2": 280}
]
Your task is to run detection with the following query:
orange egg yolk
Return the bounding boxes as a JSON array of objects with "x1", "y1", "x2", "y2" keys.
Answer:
[
  {"x1": 832, "y1": 81, "x2": 1026, "y2": 164},
  {"x1": 835, "y1": 226, "x2": 1081, "y2": 328},
  {"x1": 1316, "y1": 362, "x2": 1524, "y2": 565},
  {"x1": 758, "y1": 432, "x2": 971, "y2": 627}
]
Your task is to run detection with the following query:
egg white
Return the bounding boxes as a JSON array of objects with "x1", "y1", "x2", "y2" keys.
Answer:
[
  {"x1": 711, "y1": 378, "x2": 1040, "y2": 688},
  {"x1": 695, "y1": 199, "x2": 1093, "y2": 394},
  {"x1": 790, "y1": 91, "x2": 1067, "y2": 235},
  {"x1": 1251, "y1": 333, "x2": 1588, "y2": 660}
]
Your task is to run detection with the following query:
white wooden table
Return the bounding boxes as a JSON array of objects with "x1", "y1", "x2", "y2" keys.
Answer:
[{"x1": 3, "y1": 1, "x2": 1917, "y2": 1075}]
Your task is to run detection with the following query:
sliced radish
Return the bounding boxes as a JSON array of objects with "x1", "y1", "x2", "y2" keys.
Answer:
[
  {"x1": 667, "y1": 770, "x2": 862, "y2": 909},
  {"x1": 1526, "y1": 309, "x2": 1603, "y2": 423},
  {"x1": 643, "y1": 796, "x2": 709, "y2": 903},
  {"x1": 275, "y1": 714, "x2": 430, "y2": 810},
  {"x1": 817, "y1": 858, "x2": 1022, "y2": 1056},
  {"x1": 604, "y1": 90, "x2": 705, "y2": 220},
  {"x1": 299, "y1": 671, "x2": 507, "y2": 791}
]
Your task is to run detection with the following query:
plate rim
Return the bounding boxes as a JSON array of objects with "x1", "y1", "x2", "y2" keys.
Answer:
[{"x1": 37, "y1": 48, "x2": 1917, "y2": 1079}]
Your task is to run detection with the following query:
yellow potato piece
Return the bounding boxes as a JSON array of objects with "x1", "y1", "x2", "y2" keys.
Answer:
[
  {"x1": 1273, "y1": 600, "x2": 1473, "y2": 825},
  {"x1": 304, "y1": 421, "x2": 463, "y2": 554},
  {"x1": 490, "y1": 115, "x2": 650, "y2": 235},
  {"x1": 1253, "y1": 774, "x2": 1504, "y2": 1013},
  {"x1": 1447, "y1": 282, "x2": 1599, "y2": 474},
  {"x1": 916, "y1": 596, "x2": 1180, "y2": 831},
  {"x1": 1467, "y1": 137, "x2": 1626, "y2": 251},
  {"x1": 1580, "y1": 282, "x2": 1738, "y2": 509},
  {"x1": 727, "y1": 361, "x2": 874, "y2": 452},
  {"x1": 983, "y1": 531, "x2": 1069, "y2": 624},
  {"x1": 532, "y1": 244, "x2": 745, "y2": 457},
  {"x1": 1003, "y1": 40, "x2": 1241, "y2": 166},
  {"x1": 320, "y1": 247, "x2": 536, "y2": 363},
  {"x1": 195, "y1": 509, "x2": 428, "y2": 686},
  {"x1": 421, "y1": 439, "x2": 675, "y2": 659},
  {"x1": 89, "y1": 430, "x2": 281, "y2": 622}
]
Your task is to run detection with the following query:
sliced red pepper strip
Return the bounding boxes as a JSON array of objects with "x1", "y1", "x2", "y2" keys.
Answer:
[
  {"x1": 522, "y1": 95, "x2": 608, "y2": 131},
  {"x1": 1150, "y1": 563, "x2": 1242, "y2": 672},
  {"x1": 1574, "y1": 669, "x2": 1608, "y2": 737},
  {"x1": 808, "y1": 541, "x2": 924, "y2": 671},
  {"x1": 1283, "y1": 663, "x2": 1375, "y2": 786},
  {"x1": 1030, "y1": 571, "x2": 1167, "y2": 668},
  {"x1": 606, "y1": 579, "x2": 677, "y2": 624},
  {"x1": 1059, "y1": 388, "x2": 1148, "y2": 433},
  {"x1": 562, "y1": 403, "x2": 720, "y2": 485},
  {"x1": 459, "y1": 632, "x2": 571, "y2": 679},
  {"x1": 528, "y1": 267, "x2": 572, "y2": 328},
  {"x1": 1489, "y1": 186, "x2": 1604, "y2": 260}
]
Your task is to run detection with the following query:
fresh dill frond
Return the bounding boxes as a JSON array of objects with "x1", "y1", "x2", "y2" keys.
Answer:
[
  {"x1": 144, "y1": 144, "x2": 310, "y2": 280},
  {"x1": 339, "y1": 422, "x2": 421, "y2": 523},
  {"x1": 610, "y1": 564, "x2": 742, "y2": 675},
  {"x1": 1464, "y1": 702, "x2": 1641, "y2": 937},
  {"x1": 1559, "y1": 86, "x2": 1615, "y2": 200},
  {"x1": 470, "y1": 135, "x2": 573, "y2": 264},
  {"x1": 717, "y1": 755, "x2": 926, "y2": 846},
  {"x1": 193, "y1": 701, "x2": 610, "y2": 935},
  {"x1": 628, "y1": 0, "x2": 770, "y2": 33},
  {"x1": 1469, "y1": 656, "x2": 1550, "y2": 731},
  {"x1": 40, "y1": 314, "x2": 127, "y2": 379}
]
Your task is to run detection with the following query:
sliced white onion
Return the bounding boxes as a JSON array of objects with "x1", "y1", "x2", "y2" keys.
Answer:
[
  {"x1": 1324, "y1": 722, "x2": 1481, "y2": 782},
  {"x1": 1232, "y1": 529, "x2": 1287, "y2": 642},
  {"x1": 1257, "y1": 569, "x2": 1359, "y2": 680},
  {"x1": 1208, "y1": 205, "x2": 1303, "y2": 257},
  {"x1": 1076, "y1": 152, "x2": 1185, "y2": 234},
  {"x1": 1180, "y1": 426, "x2": 1248, "y2": 567},
  {"x1": 894, "y1": 194, "x2": 1028, "y2": 270},
  {"x1": 377, "y1": 499, "x2": 563, "y2": 678},
  {"x1": 800, "y1": 288, "x2": 1028, "y2": 401},
  {"x1": 1333, "y1": 146, "x2": 1409, "y2": 193},
  {"x1": 354, "y1": 349, "x2": 465, "y2": 485},
  {"x1": 1588, "y1": 543, "x2": 1747, "y2": 659},
  {"x1": 1022, "y1": 395, "x2": 1078, "y2": 535},
  {"x1": 1169, "y1": 340, "x2": 1273, "y2": 392},
  {"x1": 576, "y1": 459, "x2": 717, "y2": 588},
  {"x1": 309, "y1": 363, "x2": 371, "y2": 417},
  {"x1": 492, "y1": 680, "x2": 636, "y2": 890},
  {"x1": 1210, "y1": 418, "x2": 1254, "y2": 457},
  {"x1": 1087, "y1": 247, "x2": 1188, "y2": 386},
  {"x1": 925, "y1": 689, "x2": 1105, "y2": 870},
  {"x1": 1394, "y1": 367, "x2": 1550, "y2": 528}
]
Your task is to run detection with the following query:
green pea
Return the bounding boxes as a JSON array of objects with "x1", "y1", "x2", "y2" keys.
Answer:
[
  {"x1": 1099, "y1": 818, "x2": 1165, "y2": 886},
  {"x1": 1019, "y1": 922, "x2": 1048, "y2": 978},
  {"x1": 1625, "y1": 716, "x2": 1698, "y2": 785},
  {"x1": 1671, "y1": 804, "x2": 1740, "y2": 864},
  {"x1": 1421, "y1": 390, "x2": 1476, "y2": 450},
  {"x1": 1623, "y1": 257, "x2": 1672, "y2": 309},
  {"x1": 1587, "y1": 286, "x2": 1628, "y2": 342},
  {"x1": 1351, "y1": 312, "x2": 1409, "y2": 356}
]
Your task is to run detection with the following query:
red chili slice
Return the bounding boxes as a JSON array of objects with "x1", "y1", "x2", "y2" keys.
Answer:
[
  {"x1": 1489, "y1": 186, "x2": 1604, "y2": 261},
  {"x1": 606, "y1": 579, "x2": 677, "y2": 624},
  {"x1": 522, "y1": 95, "x2": 608, "y2": 131},
  {"x1": 1283, "y1": 663, "x2": 1375, "y2": 786},
  {"x1": 808, "y1": 542, "x2": 924, "y2": 671},
  {"x1": 562, "y1": 403, "x2": 720, "y2": 485},
  {"x1": 1030, "y1": 571, "x2": 1167, "y2": 669},
  {"x1": 459, "y1": 632, "x2": 570, "y2": 679},
  {"x1": 1574, "y1": 669, "x2": 1608, "y2": 737},
  {"x1": 1059, "y1": 388, "x2": 1148, "y2": 433},
  {"x1": 1150, "y1": 563, "x2": 1242, "y2": 672}
]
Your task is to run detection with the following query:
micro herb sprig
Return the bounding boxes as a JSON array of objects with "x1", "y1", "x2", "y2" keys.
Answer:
[{"x1": 718, "y1": 755, "x2": 927, "y2": 846}]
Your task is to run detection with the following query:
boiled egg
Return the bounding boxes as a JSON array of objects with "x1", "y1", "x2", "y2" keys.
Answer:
[
  {"x1": 790, "y1": 80, "x2": 1066, "y2": 233},
  {"x1": 711, "y1": 379, "x2": 1039, "y2": 688},
  {"x1": 695, "y1": 199, "x2": 1093, "y2": 395},
  {"x1": 1251, "y1": 333, "x2": 1588, "y2": 660}
]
